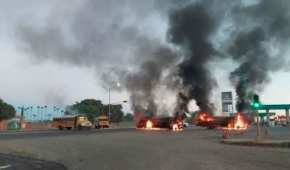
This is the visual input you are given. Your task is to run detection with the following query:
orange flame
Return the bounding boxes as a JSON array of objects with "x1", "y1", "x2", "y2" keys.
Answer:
[
  {"x1": 198, "y1": 112, "x2": 213, "y2": 122},
  {"x1": 199, "y1": 114, "x2": 206, "y2": 121},
  {"x1": 146, "y1": 120, "x2": 153, "y2": 129},
  {"x1": 172, "y1": 120, "x2": 184, "y2": 132},
  {"x1": 226, "y1": 113, "x2": 249, "y2": 130},
  {"x1": 172, "y1": 123, "x2": 179, "y2": 131}
]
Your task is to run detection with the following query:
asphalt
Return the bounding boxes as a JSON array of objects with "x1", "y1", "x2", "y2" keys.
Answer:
[
  {"x1": 0, "y1": 128, "x2": 135, "y2": 140},
  {"x1": 0, "y1": 126, "x2": 289, "y2": 170},
  {"x1": 0, "y1": 153, "x2": 66, "y2": 170},
  {"x1": 0, "y1": 128, "x2": 135, "y2": 169}
]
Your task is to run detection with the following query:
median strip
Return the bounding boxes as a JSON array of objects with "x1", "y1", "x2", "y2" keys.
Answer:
[{"x1": 222, "y1": 139, "x2": 290, "y2": 148}]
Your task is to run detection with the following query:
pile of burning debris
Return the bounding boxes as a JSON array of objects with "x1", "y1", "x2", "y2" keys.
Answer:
[
  {"x1": 135, "y1": 110, "x2": 251, "y2": 133},
  {"x1": 136, "y1": 114, "x2": 185, "y2": 132},
  {"x1": 195, "y1": 112, "x2": 251, "y2": 131}
]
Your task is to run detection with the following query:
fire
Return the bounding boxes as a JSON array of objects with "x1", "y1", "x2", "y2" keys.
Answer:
[
  {"x1": 146, "y1": 120, "x2": 153, "y2": 129},
  {"x1": 172, "y1": 120, "x2": 184, "y2": 132},
  {"x1": 234, "y1": 114, "x2": 246, "y2": 129},
  {"x1": 137, "y1": 117, "x2": 184, "y2": 132},
  {"x1": 199, "y1": 113, "x2": 207, "y2": 121},
  {"x1": 226, "y1": 113, "x2": 249, "y2": 130},
  {"x1": 172, "y1": 123, "x2": 179, "y2": 131},
  {"x1": 198, "y1": 112, "x2": 213, "y2": 122}
]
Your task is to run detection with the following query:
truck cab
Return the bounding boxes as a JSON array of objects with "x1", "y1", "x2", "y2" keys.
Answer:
[{"x1": 95, "y1": 115, "x2": 110, "y2": 128}]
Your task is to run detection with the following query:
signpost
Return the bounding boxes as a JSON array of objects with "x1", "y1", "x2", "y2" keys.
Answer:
[
  {"x1": 251, "y1": 94, "x2": 261, "y2": 141},
  {"x1": 221, "y1": 92, "x2": 233, "y2": 115}
]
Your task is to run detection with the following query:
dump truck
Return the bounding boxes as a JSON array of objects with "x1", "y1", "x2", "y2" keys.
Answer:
[{"x1": 95, "y1": 115, "x2": 110, "y2": 128}]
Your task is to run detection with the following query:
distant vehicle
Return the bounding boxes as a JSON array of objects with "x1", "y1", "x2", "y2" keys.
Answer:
[
  {"x1": 95, "y1": 115, "x2": 110, "y2": 128},
  {"x1": 137, "y1": 116, "x2": 185, "y2": 130},
  {"x1": 52, "y1": 115, "x2": 92, "y2": 130},
  {"x1": 274, "y1": 115, "x2": 288, "y2": 127},
  {"x1": 195, "y1": 112, "x2": 251, "y2": 129},
  {"x1": 137, "y1": 117, "x2": 171, "y2": 129},
  {"x1": 195, "y1": 112, "x2": 233, "y2": 129}
]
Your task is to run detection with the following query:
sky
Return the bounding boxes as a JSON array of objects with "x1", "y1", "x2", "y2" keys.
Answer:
[{"x1": 0, "y1": 0, "x2": 290, "y2": 115}]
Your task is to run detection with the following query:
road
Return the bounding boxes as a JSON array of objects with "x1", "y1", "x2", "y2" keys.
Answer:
[
  {"x1": 0, "y1": 128, "x2": 135, "y2": 140},
  {"x1": 0, "y1": 153, "x2": 66, "y2": 170},
  {"x1": 0, "y1": 127, "x2": 289, "y2": 170}
]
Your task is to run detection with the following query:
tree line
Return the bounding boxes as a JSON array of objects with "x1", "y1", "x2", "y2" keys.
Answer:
[
  {"x1": 66, "y1": 99, "x2": 133, "y2": 122},
  {"x1": 0, "y1": 98, "x2": 133, "y2": 123}
]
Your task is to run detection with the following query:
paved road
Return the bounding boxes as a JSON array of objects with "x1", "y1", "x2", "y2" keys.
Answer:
[
  {"x1": 0, "y1": 127, "x2": 289, "y2": 170},
  {"x1": 0, "y1": 153, "x2": 66, "y2": 170},
  {"x1": 0, "y1": 128, "x2": 135, "y2": 140}
]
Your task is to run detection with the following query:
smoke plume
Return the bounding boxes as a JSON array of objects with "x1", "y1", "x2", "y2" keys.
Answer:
[
  {"x1": 122, "y1": 46, "x2": 180, "y2": 116},
  {"x1": 228, "y1": 0, "x2": 290, "y2": 111},
  {"x1": 167, "y1": 2, "x2": 218, "y2": 113},
  {"x1": 15, "y1": 0, "x2": 290, "y2": 115}
]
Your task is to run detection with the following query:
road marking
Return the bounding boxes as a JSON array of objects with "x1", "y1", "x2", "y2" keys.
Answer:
[{"x1": 0, "y1": 164, "x2": 11, "y2": 169}]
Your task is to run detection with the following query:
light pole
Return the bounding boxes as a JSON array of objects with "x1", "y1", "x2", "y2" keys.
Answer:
[
  {"x1": 108, "y1": 82, "x2": 121, "y2": 121},
  {"x1": 17, "y1": 106, "x2": 30, "y2": 129},
  {"x1": 252, "y1": 94, "x2": 261, "y2": 141},
  {"x1": 109, "y1": 87, "x2": 111, "y2": 120}
]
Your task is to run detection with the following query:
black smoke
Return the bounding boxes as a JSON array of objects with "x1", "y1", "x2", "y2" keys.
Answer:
[
  {"x1": 123, "y1": 46, "x2": 179, "y2": 116},
  {"x1": 228, "y1": 0, "x2": 290, "y2": 111},
  {"x1": 15, "y1": 0, "x2": 290, "y2": 115},
  {"x1": 167, "y1": 3, "x2": 218, "y2": 113}
]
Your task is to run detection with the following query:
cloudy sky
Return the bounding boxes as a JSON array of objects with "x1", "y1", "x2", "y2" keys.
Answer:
[
  {"x1": 0, "y1": 1, "x2": 125, "y2": 107},
  {"x1": 1, "y1": 0, "x2": 290, "y2": 114}
]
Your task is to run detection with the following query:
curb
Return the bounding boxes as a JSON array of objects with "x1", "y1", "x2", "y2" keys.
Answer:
[{"x1": 221, "y1": 139, "x2": 290, "y2": 148}]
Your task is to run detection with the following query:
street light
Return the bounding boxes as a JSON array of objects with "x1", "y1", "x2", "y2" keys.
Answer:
[{"x1": 108, "y1": 82, "x2": 121, "y2": 120}]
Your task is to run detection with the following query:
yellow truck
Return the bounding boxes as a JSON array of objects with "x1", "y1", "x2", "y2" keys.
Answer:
[
  {"x1": 52, "y1": 115, "x2": 92, "y2": 130},
  {"x1": 95, "y1": 115, "x2": 110, "y2": 128}
]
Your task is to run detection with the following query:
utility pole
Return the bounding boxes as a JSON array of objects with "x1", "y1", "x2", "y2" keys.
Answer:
[
  {"x1": 252, "y1": 94, "x2": 261, "y2": 141},
  {"x1": 286, "y1": 109, "x2": 289, "y2": 127},
  {"x1": 18, "y1": 106, "x2": 30, "y2": 129},
  {"x1": 108, "y1": 87, "x2": 111, "y2": 121},
  {"x1": 256, "y1": 110, "x2": 261, "y2": 141},
  {"x1": 107, "y1": 82, "x2": 122, "y2": 122}
]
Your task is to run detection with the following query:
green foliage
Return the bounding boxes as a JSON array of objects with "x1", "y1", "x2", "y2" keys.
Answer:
[
  {"x1": 66, "y1": 99, "x2": 125, "y2": 123},
  {"x1": 67, "y1": 99, "x2": 104, "y2": 122},
  {"x1": 103, "y1": 104, "x2": 124, "y2": 123},
  {"x1": 0, "y1": 98, "x2": 16, "y2": 121},
  {"x1": 124, "y1": 113, "x2": 134, "y2": 121}
]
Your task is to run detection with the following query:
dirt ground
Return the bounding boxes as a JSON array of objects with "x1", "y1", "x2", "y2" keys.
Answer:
[{"x1": 0, "y1": 127, "x2": 290, "y2": 170}]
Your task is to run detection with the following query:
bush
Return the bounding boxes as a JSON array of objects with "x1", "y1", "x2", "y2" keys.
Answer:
[{"x1": 0, "y1": 98, "x2": 16, "y2": 121}]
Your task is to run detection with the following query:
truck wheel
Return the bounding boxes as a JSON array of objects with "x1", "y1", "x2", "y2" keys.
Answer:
[
  {"x1": 66, "y1": 127, "x2": 72, "y2": 130},
  {"x1": 78, "y1": 125, "x2": 82, "y2": 130},
  {"x1": 58, "y1": 126, "x2": 63, "y2": 130}
]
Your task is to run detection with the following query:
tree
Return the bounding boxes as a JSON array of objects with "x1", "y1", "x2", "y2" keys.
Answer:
[
  {"x1": 0, "y1": 98, "x2": 16, "y2": 121},
  {"x1": 103, "y1": 104, "x2": 124, "y2": 123},
  {"x1": 124, "y1": 113, "x2": 133, "y2": 122},
  {"x1": 66, "y1": 99, "x2": 103, "y2": 122}
]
